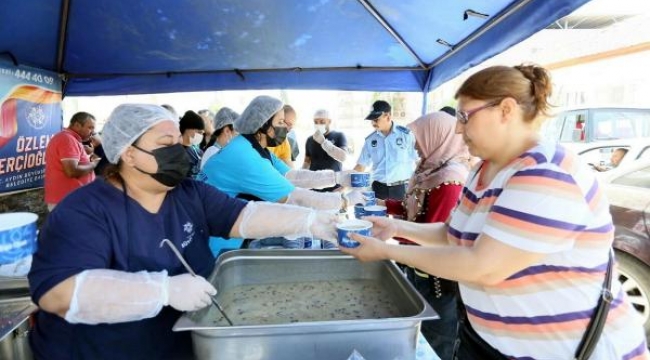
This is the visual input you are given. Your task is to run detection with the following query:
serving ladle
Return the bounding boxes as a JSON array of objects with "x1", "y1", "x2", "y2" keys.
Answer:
[{"x1": 159, "y1": 238, "x2": 234, "y2": 325}]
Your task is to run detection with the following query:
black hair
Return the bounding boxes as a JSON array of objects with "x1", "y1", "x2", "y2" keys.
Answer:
[
  {"x1": 205, "y1": 124, "x2": 234, "y2": 148},
  {"x1": 179, "y1": 110, "x2": 205, "y2": 134},
  {"x1": 258, "y1": 115, "x2": 276, "y2": 134},
  {"x1": 69, "y1": 112, "x2": 95, "y2": 126}
]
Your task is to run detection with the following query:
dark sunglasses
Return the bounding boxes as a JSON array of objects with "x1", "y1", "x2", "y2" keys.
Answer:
[{"x1": 456, "y1": 101, "x2": 500, "y2": 125}]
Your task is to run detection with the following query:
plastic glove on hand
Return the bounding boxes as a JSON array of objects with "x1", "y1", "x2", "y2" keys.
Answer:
[
  {"x1": 310, "y1": 211, "x2": 338, "y2": 242},
  {"x1": 344, "y1": 190, "x2": 366, "y2": 207},
  {"x1": 313, "y1": 130, "x2": 325, "y2": 144},
  {"x1": 167, "y1": 274, "x2": 217, "y2": 312},
  {"x1": 335, "y1": 170, "x2": 356, "y2": 187}
]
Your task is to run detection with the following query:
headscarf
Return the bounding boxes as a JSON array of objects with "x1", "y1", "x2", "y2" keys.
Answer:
[{"x1": 404, "y1": 111, "x2": 471, "y2": 221}]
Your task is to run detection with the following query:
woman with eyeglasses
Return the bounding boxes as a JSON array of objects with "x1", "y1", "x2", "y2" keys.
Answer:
[{"x1": 341, "y1": 64, "x2": 649, "y2": 359}]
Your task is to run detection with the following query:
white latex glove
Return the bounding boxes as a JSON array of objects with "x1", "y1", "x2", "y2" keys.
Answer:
[
  {"x1": 344, "y1": 189, "x2": 366, "y2": 206},
  {"x1": 238, "y1": 201, "x2": 338, "y2": 242},
  {"x1": 322, "y1": 140, "x2": 347, "y2": 163},
  {"x1": 166, "y1": 273, "x2": 217, "y2": 312},
  {"x1": 334, "y1": 169, "x2": 356, "y2": 187},
  {"x1": 66, "y1": 269, "x2": 168, "y2": 324},
  {"x1": 285, "y1": 169, "x2": 336, "y2": 189},
  {"x1": 285, "y1": 187, "x2": 342, "y2": 211},
  {"x1": 313, "y1": 130, "x2": 325, "y2": 144},
  {"x1": 310, "y1": 210, "x2": 339, "y2": 242}
]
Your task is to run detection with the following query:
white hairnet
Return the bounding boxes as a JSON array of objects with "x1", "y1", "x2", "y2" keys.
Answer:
[
  {"x1": 213, "y1": 107, "x2": 239, "y2": 131},
  {"x1": 234, "y1": 95, "x2": 284, "y2": 134},
  {"x1": 313, "y1": 109, "x2": 331, "y2": 119},
  {"x1": 102, "y1": 104, "x2": 177, "y2": 164}
]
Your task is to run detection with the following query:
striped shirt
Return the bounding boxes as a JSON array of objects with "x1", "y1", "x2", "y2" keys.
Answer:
[{"x1": 448, "y1": 141, "x2": 649, "y2": 359}]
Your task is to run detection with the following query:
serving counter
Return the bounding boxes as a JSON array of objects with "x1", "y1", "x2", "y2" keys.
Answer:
[
  {"x1": 0, "y1": 260, "x2": 442, "y2": 360},
  {"x1": 175, "y1": 250, "x2": 440, "y2": 360}
]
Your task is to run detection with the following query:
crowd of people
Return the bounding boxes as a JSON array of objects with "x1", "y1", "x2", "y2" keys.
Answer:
[{"x1": 32, "y1": 63, "x2": 649, "y2": 360}]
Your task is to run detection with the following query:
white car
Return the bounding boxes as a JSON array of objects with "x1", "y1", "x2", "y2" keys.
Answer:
[
  {"x1": 541, "y1": 106, "x2": 650, "y2": 143},
  {"x1": 598, "y1": 158, "x2": 650, "y2": 341},
  {"x1": 570, "y1": 138, "x2": 650, "y2": 170}
]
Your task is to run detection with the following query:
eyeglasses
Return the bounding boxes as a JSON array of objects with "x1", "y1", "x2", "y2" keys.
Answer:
[{"x1": 456, "y1": 101, "x2": 500, "y2": 125}]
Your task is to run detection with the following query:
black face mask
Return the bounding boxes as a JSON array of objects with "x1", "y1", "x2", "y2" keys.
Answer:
[
  {"x1": 266, "y1": 125, "x2": 288, "y2": 147},
  {"x1": 132, "y1": 143, "x2": 190, "y2": 187}
]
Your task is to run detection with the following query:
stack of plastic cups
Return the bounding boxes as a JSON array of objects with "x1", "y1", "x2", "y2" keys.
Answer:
[
  {"x1": 350, "y1": 172, "x2": 375, "y2": 219},
  {"x1": 302, "y1": 236, "x2": 313, "y2": 249}
]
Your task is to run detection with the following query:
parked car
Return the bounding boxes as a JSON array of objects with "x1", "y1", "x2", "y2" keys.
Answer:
[
  {"x1": 599, "y1": 158, "x2": 650, "y2": 341},
  {"x1": 575, "y1": 138, "x2": 650, "y2": 170},
  {"x1": 541, "y1": 106, "x2": 650, "y2": 144}
]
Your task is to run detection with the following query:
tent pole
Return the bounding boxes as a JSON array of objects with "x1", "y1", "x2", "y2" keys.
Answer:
[
  {"x1": 357, "y1": 0, "x2": 426, "y2": 69},
  {"x1": 56, "y1": 0, "x2": 72, "y2": 73},
  {"x1": 421, "y1": 92, "x2": 428, "y2": 116},
  {"x1": 421, "y1": 68, "x2": 432, "y2": 115}
]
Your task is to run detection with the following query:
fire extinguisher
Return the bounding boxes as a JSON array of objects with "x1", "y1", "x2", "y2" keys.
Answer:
[{"x1": 575, "y1": 119, "x2": 585, "y2": 141}]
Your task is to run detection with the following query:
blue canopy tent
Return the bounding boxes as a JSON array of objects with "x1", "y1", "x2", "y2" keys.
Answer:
[{"x1": 0, "y1": 0, "x2": 590, "y2": 98}]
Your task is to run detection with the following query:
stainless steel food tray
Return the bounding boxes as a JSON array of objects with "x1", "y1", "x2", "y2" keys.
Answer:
[{"x1": 174, "y1": 250, "x2": 437, "y2": 360}]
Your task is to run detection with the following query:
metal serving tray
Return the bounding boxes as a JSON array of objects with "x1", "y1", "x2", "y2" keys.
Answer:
[{"x1": 174, "y1": 250, "x2": 437, "y2": 360}]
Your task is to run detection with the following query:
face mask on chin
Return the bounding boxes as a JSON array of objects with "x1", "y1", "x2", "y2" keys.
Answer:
[
  {"x1": 265, "y1": 125, "x2": 288, "y2": 147},
  {"x1": 132, "y1": 143, "x2": 190, "y2": 187},
  {"x1": 190, "y1": 132, "x2": 203, "y2": 146}
]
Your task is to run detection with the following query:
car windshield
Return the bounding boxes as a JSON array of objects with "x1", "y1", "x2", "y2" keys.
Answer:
[{"x1": 592, "y1": 109, "x2": 650, "y2": 140}]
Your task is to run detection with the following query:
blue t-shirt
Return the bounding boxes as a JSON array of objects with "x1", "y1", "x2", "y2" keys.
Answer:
[
  {"x1": 202, "y1": 135, "x2": 294, "y2": 201},
  {"x1": 28, "y1": 178, "x2": 247, "y2": 360}
]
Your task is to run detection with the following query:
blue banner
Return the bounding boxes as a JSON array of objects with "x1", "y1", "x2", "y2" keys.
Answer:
[{"x1": 0, "y1": 62, "x2": 62, "y2": 193}]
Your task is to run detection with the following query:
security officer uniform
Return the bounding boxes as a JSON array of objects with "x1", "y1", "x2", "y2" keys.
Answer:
[{"x1": 357, "y1": 122, "x2": 418, "y2": 200}]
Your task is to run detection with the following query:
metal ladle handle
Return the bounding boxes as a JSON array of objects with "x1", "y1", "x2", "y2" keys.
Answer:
[{"x1": 159, "y1": 239, "x2": 234, "y2": 325}]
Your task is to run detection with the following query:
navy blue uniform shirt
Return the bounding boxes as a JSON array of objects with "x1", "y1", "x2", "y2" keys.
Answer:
[{"x1": 29, "y1": 178, "x2": 246, "y2": 360}]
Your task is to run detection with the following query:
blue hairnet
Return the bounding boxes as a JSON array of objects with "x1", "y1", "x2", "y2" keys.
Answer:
[
  {"x1": 234, "y1": 96, "x2": 283, "y2": 134},
  {"x1": 213, "y1": 107, "x2": 239, "y2": 131},
  {"x1": 102, "y1": 104, "x2": 177, "y2": 164}
]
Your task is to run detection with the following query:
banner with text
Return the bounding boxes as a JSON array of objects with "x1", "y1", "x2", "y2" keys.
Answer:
[{"x1": 0, "y1": 61, "x2": 62, "y2": 193}]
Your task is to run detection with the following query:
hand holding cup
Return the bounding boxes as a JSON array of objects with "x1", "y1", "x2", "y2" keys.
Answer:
[
  {"x1": 338, "y1": 231, "x2": 390, "y2": 262},
  {"x1": 363, "y1": 216, "x2": 399, "y2": 241}
]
